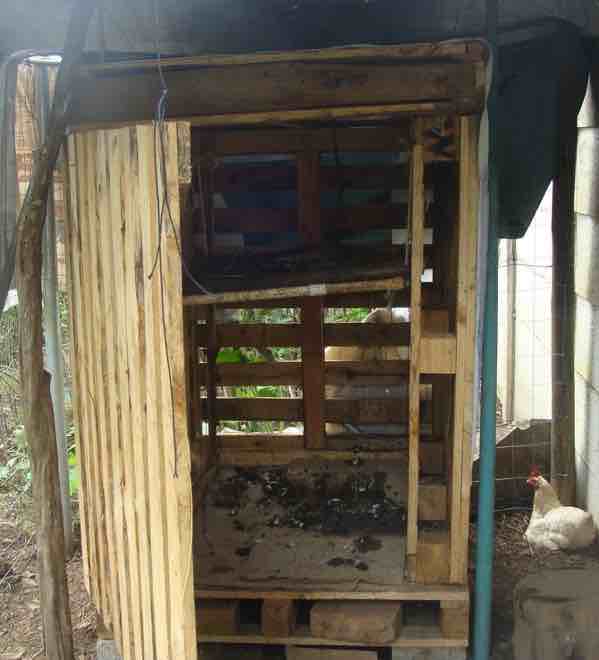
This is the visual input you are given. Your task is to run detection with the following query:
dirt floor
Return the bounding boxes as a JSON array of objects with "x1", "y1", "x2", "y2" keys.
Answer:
[
  {"x1": 0, "y1": 492, "x2": 97, "y2": 660},
  {"x1": 2, "y1": 494, "x2": 599, "y2": 659}
]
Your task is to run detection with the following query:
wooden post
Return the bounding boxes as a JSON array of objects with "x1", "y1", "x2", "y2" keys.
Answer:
[
  {"x1": 551, "y1": 101, "x2": 577, "y2": 506},
  {"x1": 298, "y1": 151, "x2": 325, "y2": 449},
  {"x1": 407, "y1": 118, "x2": 425, "y2": 565},
  {"x1": 15, "y1": 2, "x2": 95, "y2": 658}
]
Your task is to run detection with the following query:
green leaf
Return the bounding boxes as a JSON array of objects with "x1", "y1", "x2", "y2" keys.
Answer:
[{"x1": 216, "y1": 347, "x2": 245, "y2": 364}]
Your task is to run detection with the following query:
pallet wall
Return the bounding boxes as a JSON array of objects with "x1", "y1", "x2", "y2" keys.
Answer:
[{"x1": 64, "y1": 123, "x2": 197, "y2": 660}]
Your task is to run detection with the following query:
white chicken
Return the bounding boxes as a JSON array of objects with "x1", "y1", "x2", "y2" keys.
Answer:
[{"x1": 524, "y1": 469, "x2": 597, "y2": 552}]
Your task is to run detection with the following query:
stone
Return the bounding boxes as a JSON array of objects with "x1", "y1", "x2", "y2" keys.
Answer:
[
  {"x1": 96, "y1": 639, "x2": 121, "y2": 660},
  {"x1": 513, "y1": 568, "x2": 599, "y2": 660},
  {"x1": 310, "y1": 601, "x2": 402, "y2": 644}
]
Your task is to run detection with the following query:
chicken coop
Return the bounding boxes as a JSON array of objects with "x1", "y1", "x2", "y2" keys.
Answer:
[{"x1": 63, "y1": 39, "x2": 486, "y2": 660}]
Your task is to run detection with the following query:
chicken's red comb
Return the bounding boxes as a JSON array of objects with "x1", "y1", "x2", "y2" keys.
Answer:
[{"x1": 529, "y1": 465, "x2": 541, "y2": 477}]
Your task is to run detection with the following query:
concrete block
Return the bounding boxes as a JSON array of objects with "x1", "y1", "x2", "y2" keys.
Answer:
[
  {"x1": 310, "y1": 601, "x2": 401, "y2": 644},
  {"x1": 513, "y1": 568, "x2": 599, "y2": 660},
  {"x1": 96, "y1": 639, "x2": 121, "y2": 660}
]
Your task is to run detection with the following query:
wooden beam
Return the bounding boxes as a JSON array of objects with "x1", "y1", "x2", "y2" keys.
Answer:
[
  {"x1": 551, "y1": 90, "x2": 577, "y2": 506},
  {"x1": 183, "y1": 275, "x2": 406, "y2": 306},
  {"x1": 203, "y1": 397, "x2": 303, "y2": 422},
  {"x1": 70, "y1": 58, "x2": 483, "y2": 127},
  {"x1": 407, "y1": 118, "x2": 425, "y2": 563},
  {"x1": 86, "y1": 41, "x2": 487, "y2": 73},
  {"x1": 296, "y1": 149, "x2": 326, "y2": 449},
  {"x1": 15, "y1": 1, "x2": 94, "y2": 657},
  {"x1": 449, "y1": 116, "x2": 479, "y2": 583}
]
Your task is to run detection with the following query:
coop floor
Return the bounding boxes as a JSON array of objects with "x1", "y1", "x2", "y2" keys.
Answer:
[{"x1": 195, "y1": 458, "x2": 408, "y2": 593}]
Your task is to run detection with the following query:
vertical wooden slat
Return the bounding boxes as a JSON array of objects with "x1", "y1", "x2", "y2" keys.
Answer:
[
  {"x1": 407, "y1": 118, "x2": 425, "y2": 561},
  {"x1": 109, "y1": 128, "x2": 145, "y2": 660},
  {"x1": 157, "y1": 121, "x2": 197, "y2": 660},
  {"x1": 301, "y1": 298, "x2": 325, "y2": 448},
  {"x1": 450, "y1": 116, "x2": 479, "y2": 583},
  {"x1": 63, "y1": 136, "x2": 91, "y2": 594},
  {"x1": 137, "y1": 125, "x2": 172, "y2": 660},
  {"x1": 68, "y1": 123, "x2": 197, "y2": 660},
  {"x1": 120, "y1": 126, "x2": 156, "y2": 659},
  {"x1": 93, "y1": 129, "x2": 123, "y2": 642},
  {"x1": 77, "y1": 131, "x2": 111, "y2": 619},
  {"x1": 97, "y1": 129, "x2": 132, "y2": 657},
  {"x1": 298, "y1": 151, "x2": 325, "y2": 449}
]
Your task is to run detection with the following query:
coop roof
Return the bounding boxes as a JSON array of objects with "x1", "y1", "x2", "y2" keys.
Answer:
[{"x1": 1, "y1": 3, "x2": 593, "y2": 237}]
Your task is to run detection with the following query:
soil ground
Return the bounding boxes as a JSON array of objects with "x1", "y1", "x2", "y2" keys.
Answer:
[
  {"x1": 2, "y1": 498, "x2": 599, "y2": 659},
  {"x1": 0, "y1": 491, "x2": 97, "y2": 660}
]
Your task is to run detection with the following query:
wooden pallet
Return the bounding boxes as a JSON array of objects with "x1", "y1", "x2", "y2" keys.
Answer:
[{"x1": 196, "y1": 593, "x2": 469, "y2": 648}]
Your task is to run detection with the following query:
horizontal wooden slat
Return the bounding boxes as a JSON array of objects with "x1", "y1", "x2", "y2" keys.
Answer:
[
  {"x1": 198, "y1": 361, "x2": 303, "y2": 386},
  {"x1": 325, "y1": 398, "x2": 409, "y2": 424},
  {"x1": 325, "y1": 322, "x2": 410, "y2": 346},
  {"x1": 87, "y1": 41, "x2": 486, "y2": 74},
  {"x1": 197, "y1": 323, "x2": 302, "y2": 347},
  {"x1": 216, "y1": 434, "x2": 305, "y2": 451},
  {"x1": 198, "y1": 126, "x2": 447, "y2": 159},
  {"x1": 213, "y1": 164, "x2": 416, "y2": 192},
  {"x1": 326, "y1": 360, "x2": 411, "y2": 385},
  {"x1": 213, "y1": 205, "x2": 425, "y2": 235},
  {"x1": 186, "y1": 288, "x2": 440, "y2": 314},
  {"x1": 202, "y1": 397, "x2": 303, "y2": 421},
  {"x1": 184, "y1": 275, "x2": 406, "y2": 306}
]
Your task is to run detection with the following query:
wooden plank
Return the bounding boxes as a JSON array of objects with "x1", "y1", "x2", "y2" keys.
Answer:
[
  {"x1": 183, "y1": 275, "x2": 406, "y2": 306},
  {"x1": 63, "y1": 135, "x2": 93, "y2": 599},
  {"x1": 325, "y1": 399, "x2": 408, "y2": 424},
  {"x1": 136, "y1": 124, "x2": 171, "y2": 660},
  {"x1": 198, "y1": 361, "x2": 303, "y2": 387},
  {"x1": 298, "y1": 149, "x2": 325, "y2": 450},
  {"x1": 197, "y1": 124, "x2": 457, "y2": 162},
  {"x1": 262, "y1": 599, "x2": 297, "y2": 637},
  {"x1": 195, "y1": 585, "x2": 468, "y2": 601},
  {"x1": 105, "y1": 128, "x2": 144, "y2": 660},
  {"x1": 196, "y1": 323, "x2": 301, "y2": 347},
  {"x1": 149, "y1": 122, "x2": 198, "y2": 660},
  {"x1": 213, "y1": 449, "x2": 409, "y2": 467},
  {"x1": 213, "y1": 164, "x2": 412, "y2": 193},
  {"x1": 449, "y1": 116, "x2": 479, "y2": 584},
  {"x1": 93, "y1": 130, "x2": 123, "y2": 646},
  {"x1": 440, "y1": 601, "x2": 470, "y2": 639},
  {"x1": 118, "y1": 126, "x2": 156, "y2": 660},
  {"x1": 196, "y1": 600, "x2": 240, "y2": 635},
  {"x1": 71, "y1": 59, "x2": 482, "y2": 126},
  {"x1": 215, "y1": 434, "x2": 305, "y2": 451},
  {"x1": 416, "y1": 530, "x2": 450, "y2": 584},
  {"x1": 197, "y1": 624, "x2": 467, "y2": 648},
  {"x1": 325, "y1": 322, "x2": 410, "y2": 346},
  {"x1": 418, "y1": 482, "x2": 448, "y2": 521},
  {"x1": 78, "y1": 131, "x2": 112, "y2": 622},
  {"x1": 86, "y1": 41, "x2": 486, "y2": 73},
  {"x1": 213, "y1": 205, "x2": 418, "y2": 235},
  {"x1": 145, "y1": 124, "x2": 196, "y2": 660},
  {"x1": 203, "y1": 397, "x2": 303, "y2": 421},
  {"x1": 420, "y1": 334, "x2": 457, "y2": 374},
  {"x1": 407, "y1": 119, "x2": 425, "y2": 561},
  {"x1": 103, "y1": 131, "x2": 144, "y2": 660}
]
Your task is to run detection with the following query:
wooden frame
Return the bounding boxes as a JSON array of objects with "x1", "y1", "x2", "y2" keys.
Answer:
[{"x1": 63, "y1": 40, "x2": 483, "y2": 660}]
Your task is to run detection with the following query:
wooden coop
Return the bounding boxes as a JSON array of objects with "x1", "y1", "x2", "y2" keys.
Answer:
[{"x1": 64, "y1": 39, "x2": 486, "y2": 660}]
